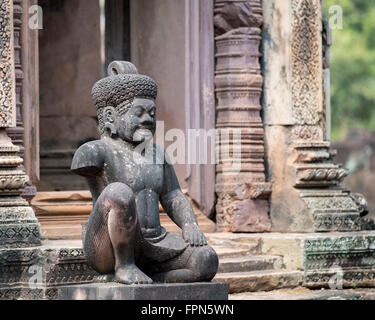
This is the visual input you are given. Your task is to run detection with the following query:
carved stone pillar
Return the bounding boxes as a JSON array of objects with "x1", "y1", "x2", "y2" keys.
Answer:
[
  {"x1": 263, "y1": 0, "x2": 364, "y2": 232},
  {"x1": 6, "y1": 0, "x2": 24, "y2": 159},
  {"x1": 6, "y1": 0, "x2": 37, "y2": 204},
  {"x1": 214, "y1": 0, "x2": 271, "y2": 232},
  {"x1": 0, "y1": 0, "x2": 41, "y2": 246}
]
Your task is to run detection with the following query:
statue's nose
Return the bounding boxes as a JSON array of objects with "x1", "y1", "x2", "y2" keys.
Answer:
[{"x1": 140, "y1": 114, "x2": 153, "y2": 125}]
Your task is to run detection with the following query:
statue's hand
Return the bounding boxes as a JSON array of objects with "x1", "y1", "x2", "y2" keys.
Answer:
[{"x1": 182, "y1": 223, "x2": 207, "y2": 247}]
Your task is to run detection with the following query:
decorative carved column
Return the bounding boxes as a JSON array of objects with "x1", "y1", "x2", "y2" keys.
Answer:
[
  {"x1": 6, "y1": 0, "x2": 37, "y2": 204},
  {"x1": 322, "y1": 20, "x2": 332, "y2": 141},
  {"x1": 0, "y1": 0, "x2": 40, "y2": 246},
  {"x1": 214, "y1": 0, "x2": 271, "y2": 232},
  {"x1": 6, "y1": 0, "x2": 24, "y2": 159},
  {"x1": 263, "y1": 0, "x2": 364, "y2": 232}
]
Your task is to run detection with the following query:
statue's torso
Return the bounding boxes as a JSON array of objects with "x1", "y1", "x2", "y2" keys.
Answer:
[
  {"x1": 102, "y1": 139, "x2": 164, "y2": 192},
  {"x1": 106, "y1": 139, "x2": 165, "y2": 238},
  {"x1": 84, "y1": 139, "x2": 166, "y2": 239}
]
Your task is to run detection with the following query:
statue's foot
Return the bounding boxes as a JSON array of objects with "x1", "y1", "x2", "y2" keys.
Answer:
[
  {"x1": 115, "y1": 264, "x2": 153, "y2": 285},
  {"x1": 151, "y1": 269, "x2": 194, "y2": 283}
]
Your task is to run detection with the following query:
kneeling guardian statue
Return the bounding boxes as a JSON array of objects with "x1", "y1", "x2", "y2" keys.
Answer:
[{"x1": 71, "y1": 61, "x2": 218, "y2": 284}]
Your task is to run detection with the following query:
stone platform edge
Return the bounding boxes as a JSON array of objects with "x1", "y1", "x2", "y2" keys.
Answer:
[
  {"x1": 0, "y1": 282, "x2": 228, "y2": 300},
  {"x1": 58, "y1": 282, "x2": 228, "y2": 300}
]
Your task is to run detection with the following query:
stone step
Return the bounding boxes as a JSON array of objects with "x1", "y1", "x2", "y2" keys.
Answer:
[
  {"x1": 214, "y1": 246, "x2": 254, "y2": 259},
  {"x1": 218, "y1": 255, "x2": 284, "y2": 273},
  {"x1": 33, "y1": 190, "x2": 216, "y2": 240},
  {"x1": 228, "y1": 288, "x2": 375, "y2": 300},
  {"x1": 207, "y1": 233, "x2": 260, "y2": 254},
  {"x1": 213, "y1": 270, "x2": 303, "y2": 293}
]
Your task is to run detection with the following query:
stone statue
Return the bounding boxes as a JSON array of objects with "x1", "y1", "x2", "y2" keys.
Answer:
[{"x1": 71, "y1": 61, "x2": 218, "y2": 285}]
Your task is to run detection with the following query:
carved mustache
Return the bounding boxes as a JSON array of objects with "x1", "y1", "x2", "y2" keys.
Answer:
[{"x1": 137, "y1": 123, "x2": 155, "y2": 130}]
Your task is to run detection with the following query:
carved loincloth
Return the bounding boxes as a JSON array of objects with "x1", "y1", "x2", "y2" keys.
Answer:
[{"x1": 136, "y1": 227, "x2": 189, "y2": 264}]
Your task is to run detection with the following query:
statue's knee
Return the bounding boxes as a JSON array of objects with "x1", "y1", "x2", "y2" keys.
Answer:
[
  {"x1": 190, "y1": 246, "x2": 219, "y2": 281},
  {"x1": 102, "y1": 182, "x2": 135, "y2": 212}
]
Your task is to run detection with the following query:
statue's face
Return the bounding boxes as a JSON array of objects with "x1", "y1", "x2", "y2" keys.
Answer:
[{"x1": 115, "y1": 97, "x2": 156, "y2": 144}]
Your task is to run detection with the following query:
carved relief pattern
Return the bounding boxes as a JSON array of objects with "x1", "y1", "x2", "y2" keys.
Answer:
[
  {"x1": 304, "y1": 234, "x2": 375, "y2": 288},
  {"x1": 215, "y1": 192, "x2": 235, "y2": 231},
  {"x1": 0, "y1": 171, "x2": 27, "y2": 189},
  {"x1": 0, "y1": 0, "x2": 15, "y2": 127},
  {"x1": 59, "y1": 248, "x2": 85, "y2": 258},
  {"x1": 0, "y1": 288, "x2": 49, "y2": 300},
  {"x1": 214, "y1": 0, "x2": 271, "y2": 232},
  {"x1": 305, "y1": 269, "x2": 375, "y2": 288},
  {"x1": 7, "y1": 0, "x2": 24, "y2": 151},
  {"x1": 291, "y1": 125, "x2": 322, "y2": 141},
  {"x1": 45, "y1": 262, "x2": 97, "y2": 286},
  {"x1": 291, "y1": 0, "x2": 321, "y2": 126},
  {"x1": 305, "y1": 235, "x2": 375, "y2": 253},
  {"x1": 0, "y1": 288, "x2": 59, "y2": 300},
  {"x1": 306, "y1": 251, "x2": 375, "y2": 270},
  {"x1": 299, "y1": 168, "x2": 347, "y2": 183},
  {"x1": 313, "y1": 214, "x2": 361, "y2": 232},
  {"x1": 301, "y1": 189, "x2": 362, "y2": 232},
  {"x1": 0, "y1": 246, "x2": 99, "y2": 300},
  {"x1": 45, "y1": 248, "x2": 99, "y2": 286},
  {"x1": 0, "y1": 225, "x2": 40, "y2": 243},
  {"x1": 304, "y1": 195, "x2": 357, "y2": 211}
]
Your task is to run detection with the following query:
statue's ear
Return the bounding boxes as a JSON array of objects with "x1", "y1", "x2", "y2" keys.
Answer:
[
  {"x1": 103, "y1": 106, "x2": 116, "y2": 123},
  {"x1": 103, "y1": 106, "x2": 117, "y2": 137}
]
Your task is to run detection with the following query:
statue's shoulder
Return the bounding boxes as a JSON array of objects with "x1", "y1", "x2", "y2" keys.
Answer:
[{"x1": 71, "y1": 140, "x2": 106, "y2": 176}]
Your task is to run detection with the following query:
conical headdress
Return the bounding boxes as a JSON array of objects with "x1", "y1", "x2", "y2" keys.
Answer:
[{"x1": 92, "y1": 61, "x2": 158, "y2": 134}]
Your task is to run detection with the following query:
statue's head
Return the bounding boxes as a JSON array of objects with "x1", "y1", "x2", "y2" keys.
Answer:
[{"x1": 92, "y1": 61, "x2": 158, "y2": 144}]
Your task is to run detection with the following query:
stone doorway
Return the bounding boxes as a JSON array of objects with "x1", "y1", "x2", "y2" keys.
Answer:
[
  {"x1": 31, "y1": 0, "x2": 217, "y2": 239},
  {"x1": 37, "y1": 0, "x2": 102, "y2": 192}
]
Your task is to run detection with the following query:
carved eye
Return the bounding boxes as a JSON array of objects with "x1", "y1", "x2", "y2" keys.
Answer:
[{"x1": 150, "y1": 109, "x2": 155, "y2": 117}]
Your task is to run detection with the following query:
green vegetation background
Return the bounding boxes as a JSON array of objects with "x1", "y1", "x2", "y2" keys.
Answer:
[{"x1": 323, "y1": 0, "x2": 375, "y2": 141}]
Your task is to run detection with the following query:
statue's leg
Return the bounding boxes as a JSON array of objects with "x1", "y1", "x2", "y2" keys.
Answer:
[
  {"x1": 84, "y1": 182, "x2": 152, "y2": 284},
  {"x1": 149, "y1": 245, "x2": 218, "y2": 283}
]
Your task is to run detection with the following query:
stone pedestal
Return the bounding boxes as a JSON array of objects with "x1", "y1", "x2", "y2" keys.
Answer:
[
  {"x1": 263, "y1": 0, "x2": 364, "y2": 232},
  {"x1": 0, "y1": 240, "x2": 228, "y2": 300},
  {"x1": 58, "y1": 282, "x2": 228, "y2": 300},
  {"x1": 0, "y1": 240, "x2": 98, "y2": 300}
]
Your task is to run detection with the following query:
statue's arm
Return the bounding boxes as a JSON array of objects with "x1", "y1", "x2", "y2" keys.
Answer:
[
  {"x1": 160, "y1": 152, "x2": 207, "y2": 246},
  {"x1": 71, "y1": 141, "x2": 105, "y2": 204},
  {"x1": 71, "y1": 141, "x2": 104, "y2": 177}
]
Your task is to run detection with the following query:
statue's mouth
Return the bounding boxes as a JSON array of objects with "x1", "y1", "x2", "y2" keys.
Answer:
[
  {"x1": 138, "y1": 124, "x2": 154, "y2": 131},
  {"x1": 133, "y1": 128, "x2": 153, "y2": 142}
]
